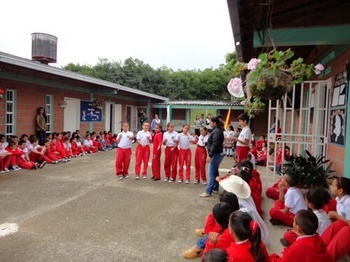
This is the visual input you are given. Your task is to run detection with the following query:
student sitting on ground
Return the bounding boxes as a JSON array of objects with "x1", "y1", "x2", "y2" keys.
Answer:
[
  {"x1": 182, "y1": 192, "x2": 239, "y2": 259},
  {"x1": 270, "y1": 210, "x2": 333, "y2": 261},
  {"x1": 227, "y1": 210, "x2": 270, "y2": 262},
  {"x1": 269, "y1": 174, "x2": 307, "y2": 226},
  {"x1": 281, "y1": 188, "x2": 332, "y2": 247}
]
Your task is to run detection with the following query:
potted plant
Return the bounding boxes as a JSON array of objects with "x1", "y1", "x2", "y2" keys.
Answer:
[
  {"x1": 228, "y1": 49, "x2": 324, "y2": 116},
  {"x1": 282, "y1": 150, "x2": 335, "y2": 189}
]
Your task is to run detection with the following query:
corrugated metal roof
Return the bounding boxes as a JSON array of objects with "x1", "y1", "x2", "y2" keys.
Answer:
[
  {"x1": 0, "y1": 52, "x2": 169, "y2": 101},
  {"x1": 156, "y1": 100, "x2": 242, "y2": 106}
]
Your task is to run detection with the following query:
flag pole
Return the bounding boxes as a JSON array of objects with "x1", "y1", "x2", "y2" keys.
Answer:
[{"x1": 224, "y1": 107, "x2": 231, "y2": 129}]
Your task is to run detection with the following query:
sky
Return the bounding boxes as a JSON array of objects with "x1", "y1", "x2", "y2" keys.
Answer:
[{"x1": 0, "y1": 0, "x2": 235, "y2": 70}]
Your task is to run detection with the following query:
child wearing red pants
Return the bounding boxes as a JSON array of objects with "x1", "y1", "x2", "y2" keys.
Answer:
[
  {"x1": 151, "y1": 124, "x2": 163, "y2": 181},
  {"x1": 135, "y1": 121, "x2": 152, "y2": 179},
  {"x1": 163, "y1": 123, "x2": 179, "y2": 182},
  {"x1": 269, "y1": 174, "x2": 307, "y2": 226},
  {"x1": 194, "y1": 127, "x2": 209, "y2": 185},
  {"x1": 18, "y1": 140, "x2": 39, "y2": 170},
  {"x1": 232, "y1": 113, "x2": 251, "y2": 163},
  {"x1": 115, "y1": 122, "x2": 134, "y2": 179},
  {"x1": 175, "y1": 124, "x2": 195, "y2": 184}
]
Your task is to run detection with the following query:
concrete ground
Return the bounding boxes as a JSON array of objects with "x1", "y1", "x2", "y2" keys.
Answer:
[{"x1": 0, "y1": 144, "x2": 288, "y2": 262}]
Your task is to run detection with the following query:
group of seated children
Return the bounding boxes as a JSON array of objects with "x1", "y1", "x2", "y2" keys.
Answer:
[
  {"x1": 182, "y1": 163, "x2": 349, "y2": 261},
  {"x1": 0, "y1": 130, "x2": 118, "y2": 172},
  {"x1": 267, "y1": 173, "x2": 350, "y2": 261}
]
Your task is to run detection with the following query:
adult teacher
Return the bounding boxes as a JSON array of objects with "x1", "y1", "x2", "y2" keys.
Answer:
[
  {"x1": 35, "y1": 107, "x2": 47, "y2": 145},
  {"x1": 200, "y1": 116, "x2": 224, "y2": 197}
]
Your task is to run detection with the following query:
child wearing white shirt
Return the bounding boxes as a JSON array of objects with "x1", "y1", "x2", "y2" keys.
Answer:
[{"x1": 135, "y1": 122, "x2": 152, "y2": 179}]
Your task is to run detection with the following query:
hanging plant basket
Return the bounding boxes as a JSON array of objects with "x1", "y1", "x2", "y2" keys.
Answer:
[{"x1": 247, "y1": 71, "x2": 293, "y2": 100}]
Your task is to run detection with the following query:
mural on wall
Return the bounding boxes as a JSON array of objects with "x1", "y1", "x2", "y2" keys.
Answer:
[
  {"x1": 330, "y1": 70, "x2": 348, "y2": 146},
  {"x1": 80, "y1": 101, "x2": 102, "y2": 122}
]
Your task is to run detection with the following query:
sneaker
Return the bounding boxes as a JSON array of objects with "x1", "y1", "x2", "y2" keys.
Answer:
[
  {"x1": 124, "y1": 175, "x2": 129, "y2": 179},
  {"x1": 182, "y1": 245, "x2": 203, "y2": 259},
  {"x1": 212, "y1": 190, "x2": 219, "y2": 194},
  {"x1": 135, "y1": 176, "x2": 140, "y2": 180},
  {"x1": 169, "y1": 178, "x2": 175, "y2": 182},
  {"x1": 10, "y1": 166, "x2": 18, "y2": 171},
  {"x1": 52, "y1": 161, "x2": 58, "y2": 164},
  {"x1": 3, "y1": 168, "x2": 10, "y2": 173},
  {"x1": 164, "y1": 178, "x2": 169, "y2": 182},
  {"x1": 280, "y1": 238, "x2": 291, "y2": 247},
  {"x1": 185, "y1": 179, "x2": 190, "y2": 184},
  {"x1": 0, "y1": 170, "x2": 5, "y2": 174},
  {"x1": 34, "y1": 163, "x2": 40, "y2": 169},
  {"x1": 194, "y1": 180, "x2": 200, "y2": 184},
  {"x1": 118, "y1": 176, "x2": 123, "y2": 180},
  {"x1": 178, "y1": 179, "x2": 183, "y2": 183},
  {"x1": 195, "y1": 229, "x2": 205, "y2": 237},
  {"x1": 202, "y1": 181, "x2": 207, "y2": 185},
  {"x1": 199, "y1": 192, "x2": 211, "y2": 198},
  {"x1": 39, "y1": 161, "x2": 46, "y2": 169},
  {"x1": 143, "y1": 176, "x2": 147, "y2": 179},
  {"x1": 14, "y1": 165, "x2": 21, "y2": 170}
]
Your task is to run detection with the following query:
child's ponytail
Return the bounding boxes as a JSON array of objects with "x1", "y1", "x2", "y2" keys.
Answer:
[{"x1": 249, "y1": 221, "x2": 264, "y2": 262}]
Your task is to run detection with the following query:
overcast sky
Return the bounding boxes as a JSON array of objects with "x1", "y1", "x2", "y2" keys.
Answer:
[{"x1": 0, "y1": 0, "x2": 235, "y2": 70}]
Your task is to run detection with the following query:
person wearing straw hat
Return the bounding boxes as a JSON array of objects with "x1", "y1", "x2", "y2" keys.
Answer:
[{"x1": 219, "y1": 175, "x2": 269, "y2": 245}]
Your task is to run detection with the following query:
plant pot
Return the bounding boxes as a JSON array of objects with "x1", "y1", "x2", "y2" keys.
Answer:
[{"x1": 247, "y1": 71, "x2": 293, "y2": 100}]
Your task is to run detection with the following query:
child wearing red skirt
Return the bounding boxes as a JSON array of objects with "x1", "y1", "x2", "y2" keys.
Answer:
[
  {"x1": 135, "y1": 121, "x2": 152, "y2": 179},
  {"x1": 115, "y1": 123, "x2": 134, "y2": 179},
  {"x1": 163, "y1": 123, "x2": 179, "y2": 182},
  {"x1": 194, "y1": 127, "x2": 209, "y2": 185},
  {"x1": 151, "y1": 124, "x2": 163, "y2": 181}
]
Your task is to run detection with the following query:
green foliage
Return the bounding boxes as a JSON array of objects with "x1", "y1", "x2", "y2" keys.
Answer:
[
  {"x1": 64, "y1": 54, "x2": 234, "y2": 100},
  {"x1": 283, "y1": 150, "x2": 335, "y2": 189}
]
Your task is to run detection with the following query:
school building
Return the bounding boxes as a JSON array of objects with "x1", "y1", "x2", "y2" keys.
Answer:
[
  {"x1": 227, "y1": 0, "x2": 350, "y2": 177},
  {"x1": 0, "y1": 51, "x2": 170, "y2": 137}
]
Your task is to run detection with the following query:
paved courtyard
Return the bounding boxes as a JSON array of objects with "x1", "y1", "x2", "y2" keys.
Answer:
[{"x1": 0, "y1": 144, "x2": 286, "y2": 262}]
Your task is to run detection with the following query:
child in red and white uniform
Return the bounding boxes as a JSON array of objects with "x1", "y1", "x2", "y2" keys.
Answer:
[
  {"x1": 275, "y1": 143, "x2": 290, "y2": 175},
  {"x1": 328, "y1": 176, "x2": 350, "y2": 223},
  {"x1": 255, "y1": 135, "x2": 266, "y2": 152},
  {"x1": 270, "y1": 210, "x2": 333, "y2": 261},
  {"x1": 0, "y1": 142, "x2": 13, "y2": 173},
  {"x1": 90, "y1": 132, "x2": 100, "y2": 153},
  {"x1": 282, "y1": 188, "x2": 332, "y2": 246},
  {"x1": 151, "y1": 124, "x2": 163, "y2": 181},
  {"x1": 74, "y1": 136, "x2": 85, "y2": 156},
  {"x1": 194, "y1": 127, "x2": 209, "y2": 185},
  {"x1": 5, "y1": 141, "x2": 23, "y2": 171},
  {"x1": 163, "y1": 122, "x2": 179, "y2": 182},
  {"x1": 226, "y1": 211, "x2": 270, "y2": 262},
  {"x1": 115, "y1": 122, "x2": 134, "y2": 179},
  {"x1": 47, "y1": 138, "x2": 65, "y2": 163},
  {"x1": 18, "y1": 140, "x2": 39, "y2": 170},
  {"x1": 175, "y1": 124, "x2": 195, "y2": 184},
  {"x1": 256, "y1": 146, "x2": 268, "y2": 166},
  {"x1": 27, "y1": 136, "x2": 46, "y2": 168},
  {"x1": 232, "y1": 113, "x2": 251, "y2": 163},
  {"x1": 71, "y1": 136, "x2": 82, "y2": 156},
  {"x1": 83, "y1": 134, "x2": 95, "y2": 153},
  {"x1": 56, "y1": 133, "x2": 69, "y2": 160},
  {"x1": 63, "y1": 137, "x2": 73, "y2": 158},
  {"x1": 135, "y1": 121, "x2": 152, "y2": 179},
  {"x1": 269, "y1": 174, "x2": 307, "y2": 226}
]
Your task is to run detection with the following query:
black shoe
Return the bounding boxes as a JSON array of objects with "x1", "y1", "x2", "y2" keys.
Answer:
[
  {"x1": 39, "y1": 161, "x2": 46, "y2": 169},
  {"x1": 150, "y1": 176, "x2": 155, "y2": 180},
  {"x1": 269, "y1": 218, "x2": 282, "y2": 225},
  {"x1": 280, "y1": 238, "x2": 291, "y2": 247}
]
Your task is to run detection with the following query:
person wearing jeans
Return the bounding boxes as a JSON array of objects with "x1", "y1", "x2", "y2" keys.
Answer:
[{"x1": 200, "y1": 116, "x2": 224, "y2": 197}]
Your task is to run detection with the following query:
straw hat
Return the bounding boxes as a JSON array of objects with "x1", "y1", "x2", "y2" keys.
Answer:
[{"x1": 219, "y1": 175, "x2": 251, "y2": 199}]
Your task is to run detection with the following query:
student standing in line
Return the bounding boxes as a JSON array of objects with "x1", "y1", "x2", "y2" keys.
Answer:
[
  {"x1": 135, "y1": 121, "x2": 152, "y2": 179},
  {"x1": 115, "y1": 123, "x2": 134, "y2": 180},
  {"x1": 232, "y1": 113, "x2": 251, "y2": 163},
  {"x1": 151, "y1": 124, "x2": 163, "y2": 181},
  {"x1": 194, "y1": 127, "x2": 209, "y2": 185},
  {"x1": 175, "y1": 124, "x2": 195, "y2": 184},
  {"x1": 162, "y1": 122, "x2": 179, "y2": 182}
]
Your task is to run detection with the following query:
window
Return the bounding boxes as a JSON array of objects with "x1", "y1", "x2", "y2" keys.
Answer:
[
  {"x1": 5, "y1": 90, "x2": 16, "y2": 140},
  {"x1": 45, "y1": 94, "x2": 53, "y2": 133}
]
